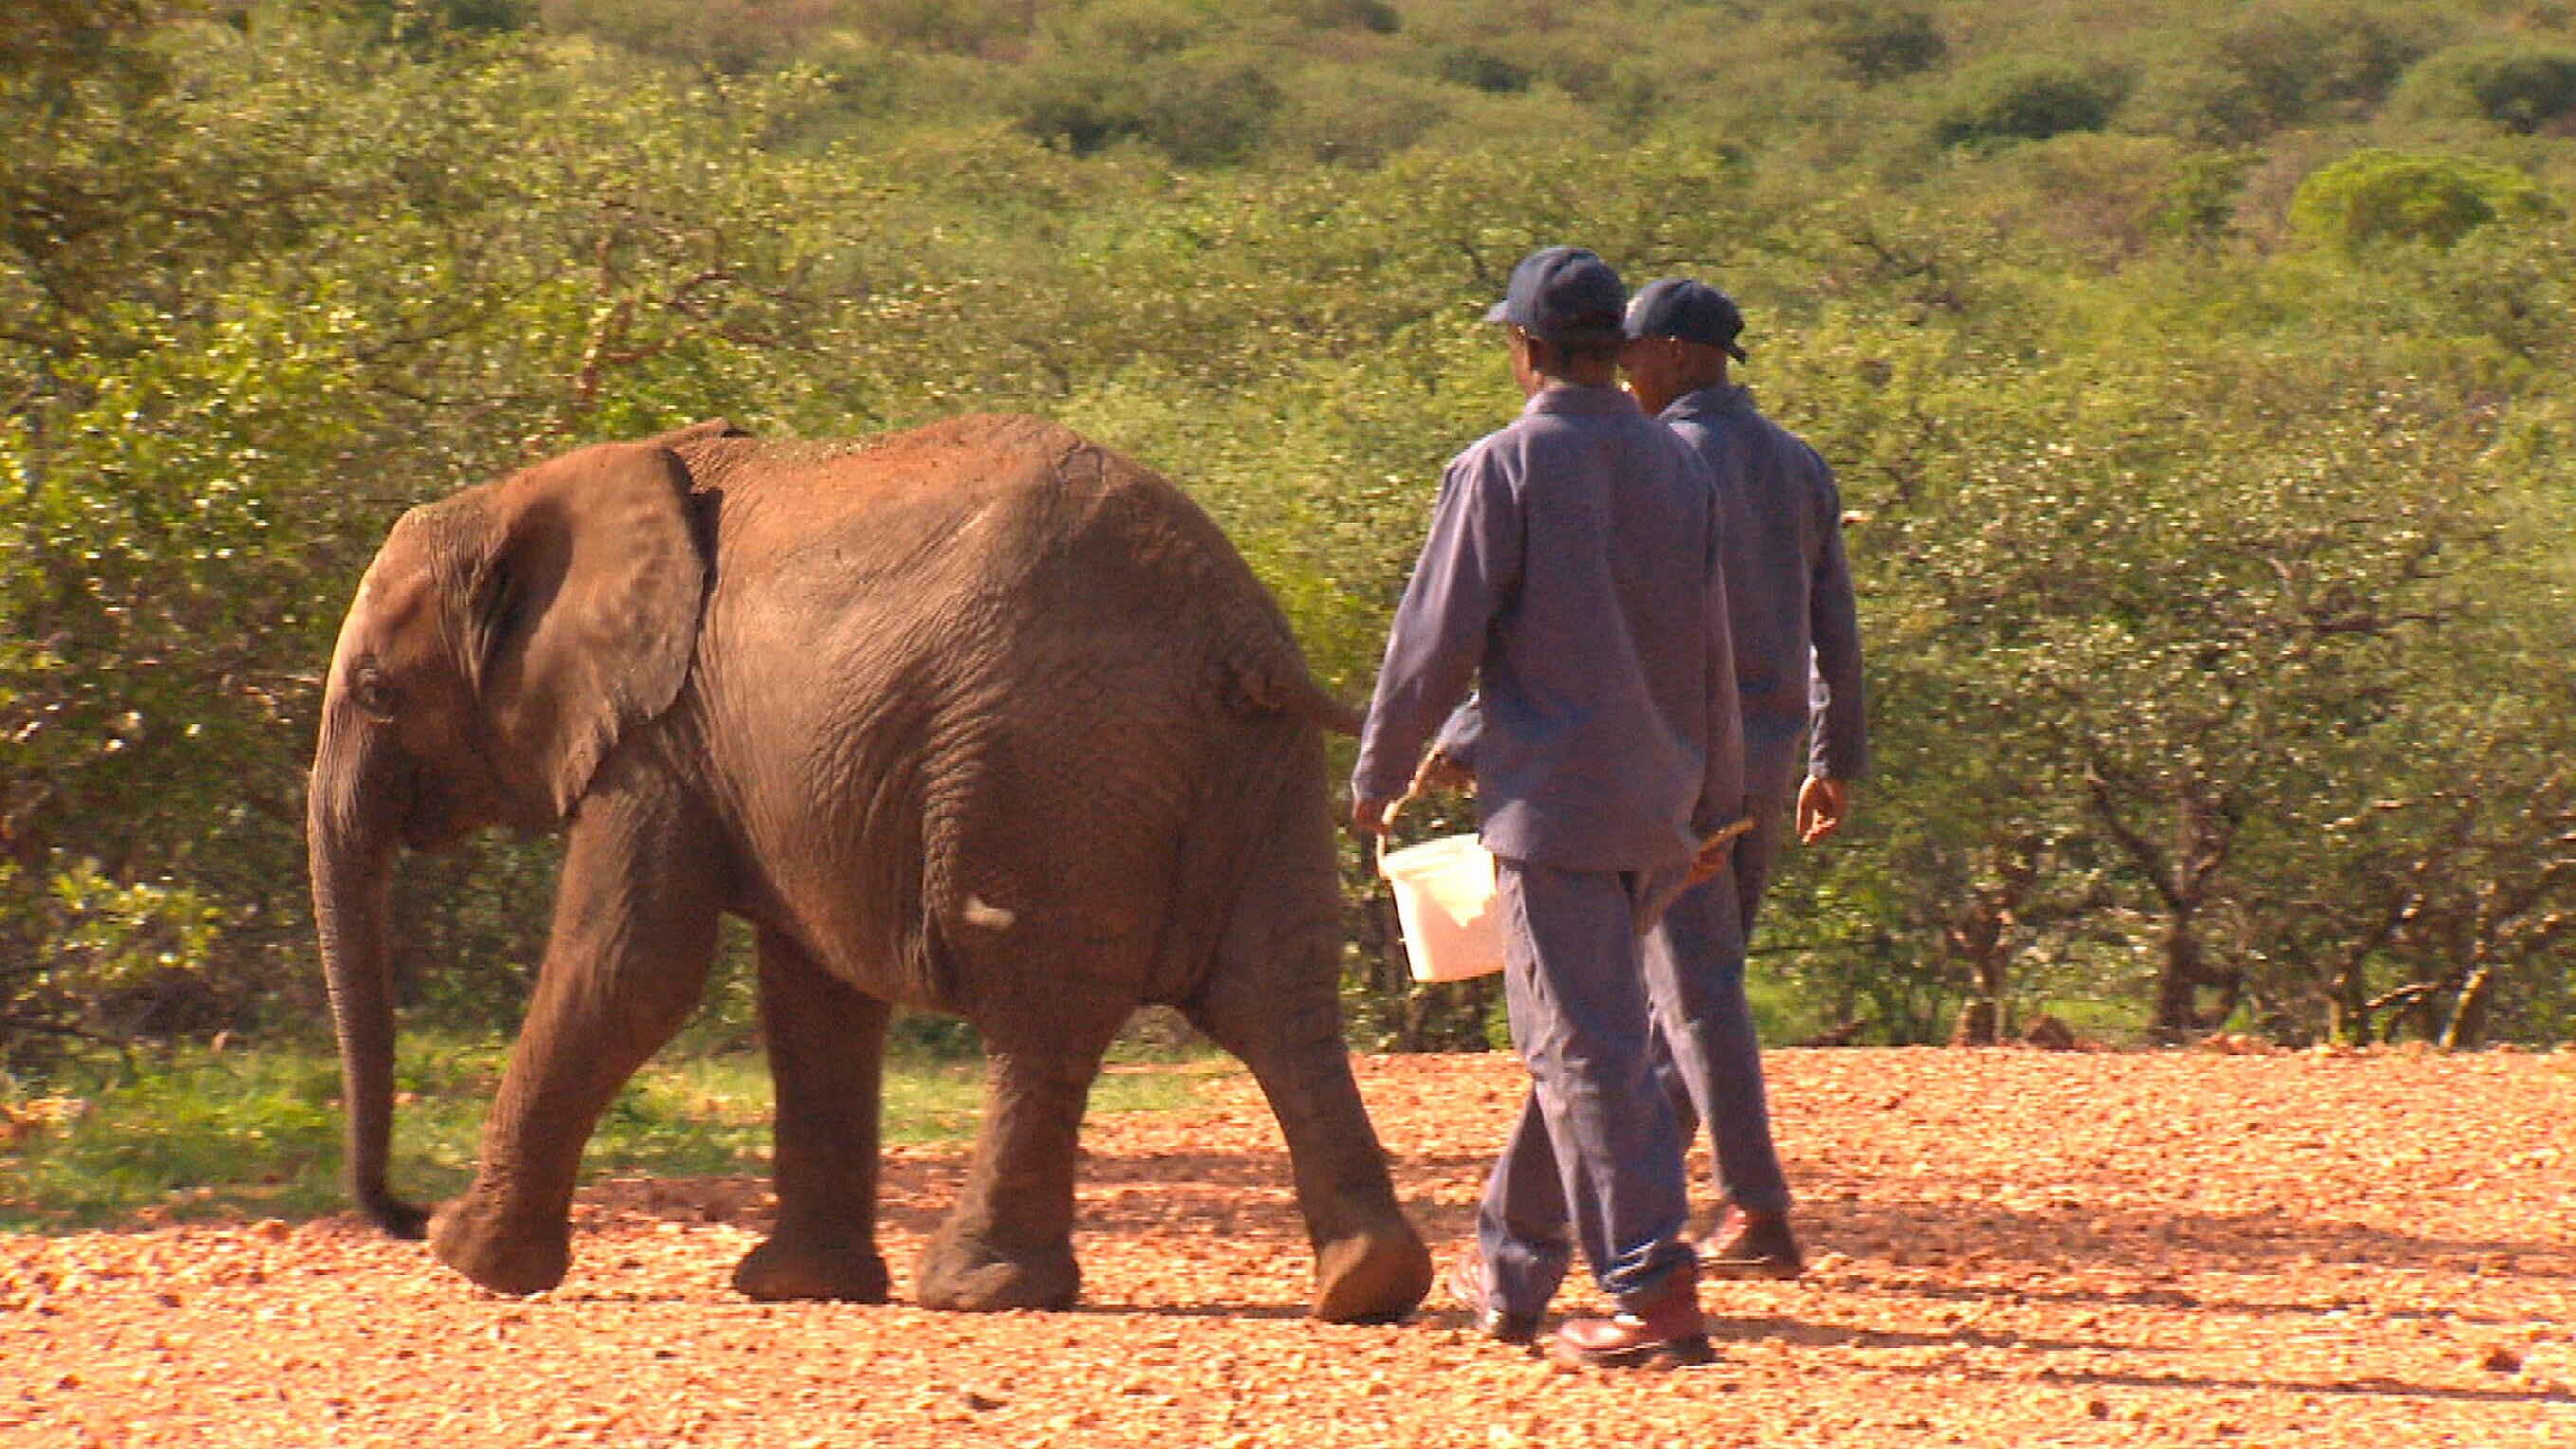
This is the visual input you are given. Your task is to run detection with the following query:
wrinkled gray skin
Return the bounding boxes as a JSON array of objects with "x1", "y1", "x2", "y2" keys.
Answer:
[{"x1": 308, "y1": 414, "x2": 1432, "y2": 1321}]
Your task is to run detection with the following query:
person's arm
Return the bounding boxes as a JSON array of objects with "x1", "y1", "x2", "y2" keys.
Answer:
[
  {"x1": 1420, "y1": 695, "x2": 1482, "y2": 790},
  {"x1": 1696, "y1": 455, "x2": 1745, "y2": 839},
  {"x1": 1805, "y1": 453, "x2": 1866, "y2": 786},
  {"x1": 1349, "y1": 452, "x2": 1520, "y2": 835}
]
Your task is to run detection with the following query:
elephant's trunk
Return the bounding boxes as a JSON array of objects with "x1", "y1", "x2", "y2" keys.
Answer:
[{"x1": 308, "y1": 713, "x2": 428, "y2": 1239}]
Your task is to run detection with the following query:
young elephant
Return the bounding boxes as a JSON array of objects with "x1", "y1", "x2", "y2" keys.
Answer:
[{"x1": 308, "y1": 414, "x2": 1432, "y2": 1322}]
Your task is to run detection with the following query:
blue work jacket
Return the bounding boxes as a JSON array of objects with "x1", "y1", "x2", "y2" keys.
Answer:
[
  {"x1": 1661, "y1": 385, "x2": 1867, "y2": 799},
  {"x1": 1353, "y1": 384, "x2": 1744, "y2": 873}
]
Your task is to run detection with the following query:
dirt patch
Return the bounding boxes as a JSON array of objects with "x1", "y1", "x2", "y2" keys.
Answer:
[{"x1": 6, "y1": 1049, "x2": 2571, "y2": 1446}]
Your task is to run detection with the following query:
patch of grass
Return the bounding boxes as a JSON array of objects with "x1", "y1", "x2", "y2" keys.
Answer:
[
  {"x1": 0, "y1": 1036, "x2": 1216, "y2": 1234},
  {"x1": 2, "y1": 1048, "x2": 376, "y2": 1230}
]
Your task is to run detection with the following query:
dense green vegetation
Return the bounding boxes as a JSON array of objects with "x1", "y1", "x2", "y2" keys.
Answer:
[{"x1": 3, "y1": 0, "x2": 2570, "y2": 1109}]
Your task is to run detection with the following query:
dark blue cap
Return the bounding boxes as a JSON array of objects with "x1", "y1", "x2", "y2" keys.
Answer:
[
  {"x1": 1483, "y1": 246, "x2": 1628, "y2": 348},
  {"x1": 1623, "y1": 277, "x2": 1748, "y2": 361}
]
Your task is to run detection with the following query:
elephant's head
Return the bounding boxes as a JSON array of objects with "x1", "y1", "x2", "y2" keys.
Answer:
[{"x1": 308, "y1": 431, "x2": 715, "y2": 1237}]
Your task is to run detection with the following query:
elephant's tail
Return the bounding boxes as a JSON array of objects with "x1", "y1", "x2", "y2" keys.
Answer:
[{"x1": 1224, "y1": 644, "x2": 1364, "y2": 737}]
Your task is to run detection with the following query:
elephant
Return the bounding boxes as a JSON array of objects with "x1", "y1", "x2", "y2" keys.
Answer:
[{"x1": 307, "y1": 413, "x2": 1434, "y2": 1322}]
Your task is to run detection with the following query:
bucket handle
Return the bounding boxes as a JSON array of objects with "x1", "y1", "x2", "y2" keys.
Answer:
[
  {"x1": 1371, "y1": 748, "x2": 1460, "y2": 876},
  {"x1": 1378, "y1": 750, "x2": 1755, "y2": 883}
]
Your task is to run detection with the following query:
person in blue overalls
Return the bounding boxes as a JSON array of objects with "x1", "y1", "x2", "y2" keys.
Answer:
[
  {"x1": 1620, "y1": 276, "x2": 1867, "y2": 1277},
  {"x1": 1351, "y1": 247, "x2": 1745, "y2": 1371},
  {"x1": 1414, "y1": 277, "x2": 1867, "y2": 1331}
]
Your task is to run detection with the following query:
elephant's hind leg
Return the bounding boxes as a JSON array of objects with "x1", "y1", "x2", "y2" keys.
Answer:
[
  {"x1": 913, "y1": 985, "x2": 1131, "y2": 1312},
  {"x1": 1182, "y1": 748, "x2": 1433, "y2": 1323},
  {"x1": 732, "y1": 926, "x2": 893, "y2": 1303},
  {"x1": 1188, "y1": 970, "x2": 1434, "y2": 1324}
]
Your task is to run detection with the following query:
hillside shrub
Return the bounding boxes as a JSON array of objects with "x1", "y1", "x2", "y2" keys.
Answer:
[
  {"x1": 542, "y1": 0, "x2": 836, "y2": 72},
  {"x1": 1273, "y1": 66, "x2": 1449, "y2": 165},
  {"x1": 2152, "y1": 147, "x2": 2259, "y2": 241},
  {"x1": 349, "y1": 0, "x2": 539, "y2": 44},
  {"x1": 2290, "y1": 148, "x2": 2551, "y2": 252},
  {"x1": 1437, "y1": 46, "x2": 1531, "y2": 95},
  {"x1": 1015, "y1": 44, "x2": 1282, "y2": 160},
  {"x1": 1278, "y1": 0, "x2": 1400, "y2": 34},
  {"x1": 1809, "y1": 0, "x2": 1946, "y2": 85},
  {"x1": 840, "y1": 0, "x2": 1031, "y2": 54},
  {"x1": 1933, "y1": 60, "x2": 2119, "y2": 149},
  {"x1": 2173, "y1": 0, "x2": 2435, "y2": 138},
  {"x1": 2394, "y1": 42, "x2": 2576, "y2": 134}
]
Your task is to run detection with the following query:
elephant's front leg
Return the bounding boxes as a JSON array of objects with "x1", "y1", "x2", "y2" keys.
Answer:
[
  {"x1": 429, "y1": 780, "x2": 722, "y2": 1295},
  {"x1": 913, "y1": 994, "x2": 1131, "y2": 1312},
  {"x1": 731, "y1": 927, "x2": 892, "y2": 1302}
]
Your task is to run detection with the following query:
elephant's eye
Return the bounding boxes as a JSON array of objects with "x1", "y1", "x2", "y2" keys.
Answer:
[{"x1": 351, "y1": 670, "x2": 400, "y2": 721}]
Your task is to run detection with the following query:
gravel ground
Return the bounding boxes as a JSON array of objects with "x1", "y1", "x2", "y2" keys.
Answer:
[{"x1": 5, "y1": 1047, "x2": 2572, "y2": 1447}]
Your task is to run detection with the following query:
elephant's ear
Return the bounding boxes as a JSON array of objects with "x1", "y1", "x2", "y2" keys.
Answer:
[{"x1": 469, "y1": 440, "x2": 708, "y2": 821}]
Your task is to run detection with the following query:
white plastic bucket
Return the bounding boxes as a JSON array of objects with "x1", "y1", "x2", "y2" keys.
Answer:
[{"x1": 1378, "y1": 834, "x2": 1506, "y2": 983}]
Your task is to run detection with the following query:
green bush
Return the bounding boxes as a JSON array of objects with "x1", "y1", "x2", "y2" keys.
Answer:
[
  {"x1": 1008, "y1": 3, "x2": 1285, "y2": 161},
  {"x1": 840, "y1": 0, "x2": 1032, "y2": 54},
  {"x1": 429, "y1": 0, "x2": 539, "y2": 33},
  {"x1": 1014, "y1": 44, "x2": 1282, "y2": 161},
  {"x1": 1933, "y1": 60, "x2": 2119, "y2": 148},
  {"x1": 1040, "y1": 0, "x2": 1208, "y2": 62},
  {"x1": 2152, "y1": 147, "x2": 2258, "y2": 241},
  {"x1": 1278, "y1": 0, "x2": 1400, "y2": 34},
  {"x1": 2290, "y1": 147, "x2": 2552, "y2": 252},
  {"x1": 542, "y1": 0, "x2": 830, "y2": 72},
  {"x1": 1273, "y1": 65, "x2": 1450, "y2": 165},
  {"x1": 1437, "y1": 46, "x2": 1531, "y2": 95},
  {"x1": 1809, "y1": 0, "x2": 1946, "y2": 85},
  {"x1": 2174, "y1": 0, "x2": 2435, "y2": 138},
  {"x1": 351, "y1": 0, "x2": 539, "y2": 43},
  {"x1": 2394, "y1": 42, "x2": 2576, "y2": 134}
]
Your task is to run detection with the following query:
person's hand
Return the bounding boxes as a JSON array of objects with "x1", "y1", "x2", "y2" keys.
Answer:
[
  {"x1": 1350, "y1": 794, "x2": 1400, "y2": 840},
  {"x1": 1797, "y1": 775, "x2": 1851, "y2": 844},
  {"x1": 1685, "y1": 816, "x2": 1755, "y2": 887},
  {"x1": 1414, "y1": 748, "x2": 1471, "y2": 794}
]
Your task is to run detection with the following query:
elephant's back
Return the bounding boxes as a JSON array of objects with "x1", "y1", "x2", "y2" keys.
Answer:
[
  {"x1": 675, "y1": 413, "x2": 1097, "y2": 516},
  {"x1": 681, "y1": 416, "x2": 1316, "y2": 1011},
  {"x1": 687, "y1": 415, "x2": 1303, "y2": 709}
]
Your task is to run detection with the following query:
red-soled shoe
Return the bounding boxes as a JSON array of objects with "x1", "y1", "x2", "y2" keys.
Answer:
[
  {"x1": 1546, "y1": 1268, "x2": 1711, "y2": 1371},
  {"x1": 1699, "y1": 1207, "x2": 1805, "y2": 1281}
]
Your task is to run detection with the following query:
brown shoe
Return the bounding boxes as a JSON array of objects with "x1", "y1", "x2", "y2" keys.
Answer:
[
  {"x1": 1700, "y1": 1207, "x2": 1804, "y2": 1281},
  {"x1": 1547, "y1": 1269, "x2": 1711, "y2": 1371},
  {"x1": 1446, "y1": 1250, "x2": 1541, "y2": 1346}
]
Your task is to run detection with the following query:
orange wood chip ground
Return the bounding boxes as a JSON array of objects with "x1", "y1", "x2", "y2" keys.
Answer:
[{"x1": 6, "y1": 1048, "x2": 2570, "y2": 1446}]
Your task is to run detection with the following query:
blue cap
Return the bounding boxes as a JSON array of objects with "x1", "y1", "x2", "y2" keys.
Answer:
[
  {"x1": 1483, "y1": 246, "x2": 1628, "y2": 348},
  {"x1": 1623, "y1": 277, "x2": 1748, "y2": 362}
]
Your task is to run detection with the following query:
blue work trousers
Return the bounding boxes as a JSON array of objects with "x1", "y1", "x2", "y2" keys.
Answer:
[
  {"x1": 1479, "y1": 803, "x2": 1793, "y2": 1317},
  {"x1": 1663, "y1": 790, "x2": 1791, "y2": 1214},
  {"x1": 1477, "y1": 858, "x2": 1696, "y2": 1316},
  {"x1": 1729, "y1": 788, "x2": 1789, "y2": 939},
  {"x1": 1652, "y1": 792, "x2": 1791, "y2": 1216}
]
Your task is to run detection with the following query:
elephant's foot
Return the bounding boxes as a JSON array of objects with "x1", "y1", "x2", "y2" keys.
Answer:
[
  {"x1": 429, "y1": 1193, "x2": 570, "y2": 1296},
  {"x1": 1311, "y1": 1218, "x2": 1434, "y2": 1324},
  {"x1": 356, "y1": 1183, "x2": 431, "y2": 1241},
  {"x1": 914, "y1": 1226, "x2": 1080, "y2": 1312},
  {"x1": 732, "y1": 1227, "x2": 890, "y2": 1303}
]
